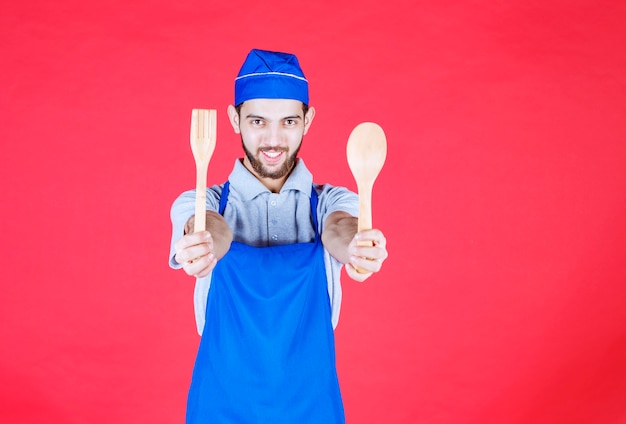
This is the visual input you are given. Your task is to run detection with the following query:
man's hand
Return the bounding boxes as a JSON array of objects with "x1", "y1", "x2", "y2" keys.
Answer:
[
  {"x1": 174, "y1": 211, "x2": 233, "y2": 279},
  {"x1": 344, "y1": 229, "x2": 388, "y2": 282},
  {"x1": 322, "y1": 211, "x2": 388, "y2": 282},
  {"x1": 174, "y1": 231, "x2": 218, "y2": 278}
]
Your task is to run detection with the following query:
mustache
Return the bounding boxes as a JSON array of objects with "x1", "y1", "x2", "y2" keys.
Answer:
[{"x1": 258, "y1": 146, "x2": 289, "y2": 153}]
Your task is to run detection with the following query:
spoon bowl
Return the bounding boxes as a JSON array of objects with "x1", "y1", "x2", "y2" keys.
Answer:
[{"x1": 346, "y1": 122, "x2": 387, "y2": 236}]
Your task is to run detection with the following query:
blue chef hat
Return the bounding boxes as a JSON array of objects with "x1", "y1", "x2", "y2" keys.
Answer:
[{"x1": 234, "y1": 49, "x2": 309, "y2": 106}]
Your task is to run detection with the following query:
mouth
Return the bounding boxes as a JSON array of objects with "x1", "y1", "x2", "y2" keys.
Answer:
[{"x1": 260, "y1": 149, "x2": 286, "y2": 163}]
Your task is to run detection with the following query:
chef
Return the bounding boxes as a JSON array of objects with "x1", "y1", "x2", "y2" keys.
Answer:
[{"x1": 169, "y1": 49, "x2": 388, "y2": 423}]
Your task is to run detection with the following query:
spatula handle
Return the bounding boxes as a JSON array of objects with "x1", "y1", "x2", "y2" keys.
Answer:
[{"x1": 194, "y1": 163, "x2": 208, "y2": 233}]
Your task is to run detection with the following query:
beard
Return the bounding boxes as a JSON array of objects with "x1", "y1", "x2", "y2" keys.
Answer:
[{"x1": 242, "y1": 138, "x2": 302, "y2": 180}]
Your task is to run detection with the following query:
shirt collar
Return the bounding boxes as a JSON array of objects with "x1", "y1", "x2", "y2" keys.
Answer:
[{"x1": 228, "y1": 158, "x2": 313, "y2": 200}]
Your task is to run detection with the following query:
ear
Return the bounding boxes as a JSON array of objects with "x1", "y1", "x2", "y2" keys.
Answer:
[
  {"x1": 303, "y1": 106, "x2": 316, "y2": 135},
  {"x1": 227, "y1": 104, "x2": 240, "y2": 134}
]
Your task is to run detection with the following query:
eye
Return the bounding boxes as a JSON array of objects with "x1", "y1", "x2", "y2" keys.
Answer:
[
  {"x1": 284, "y1": 119, "x2": 297, "y2": 126},
  {"x1": 251, "y1": 119, "x2": 263, "y2": 126}
]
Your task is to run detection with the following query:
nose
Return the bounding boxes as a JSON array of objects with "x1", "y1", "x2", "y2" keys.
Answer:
[{"x1": 265, "y1": 123, "x2": 282, "y2": 147}]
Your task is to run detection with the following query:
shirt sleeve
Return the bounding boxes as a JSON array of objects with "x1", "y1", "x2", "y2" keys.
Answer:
[
  {"x1": 316, "y1": 184, "x2": 359, "y2": 329},
  {"x1": 316, "y1": 184, "x2": 359, "y2": 229}
]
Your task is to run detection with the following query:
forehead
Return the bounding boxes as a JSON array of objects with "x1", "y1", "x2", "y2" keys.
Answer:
[{"x1": 240, "y1": 98, "x2": 304, "y2": 118}]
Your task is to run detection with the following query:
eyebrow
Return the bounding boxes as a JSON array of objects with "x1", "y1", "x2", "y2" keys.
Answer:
[{"x1": 244, "y1": 114, "x2": 303, "y2": 120}]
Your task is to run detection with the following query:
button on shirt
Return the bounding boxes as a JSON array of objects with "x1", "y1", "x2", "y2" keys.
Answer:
[{"x1": 169, "y1": 158, "x2": 359, "y2": 334}]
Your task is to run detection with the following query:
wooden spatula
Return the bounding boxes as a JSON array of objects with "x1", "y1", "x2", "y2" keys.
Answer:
[
  {"x1": 190, "y1": 109, "x2": 217, "y2": 233},
  {"x1": 346, "y1": 122, "x2": 387, "y2": 252}
]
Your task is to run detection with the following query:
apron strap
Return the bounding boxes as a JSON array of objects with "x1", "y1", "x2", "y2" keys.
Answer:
[
  {"x1": 218, "y1": 181, "x2": 230, "y2": 215},
  {"x1": 218, "y1": 181, "x2": 320, "y2": 240},
  {"x1": 310, "y1": 185, "x2": 320, "y2": 242}
]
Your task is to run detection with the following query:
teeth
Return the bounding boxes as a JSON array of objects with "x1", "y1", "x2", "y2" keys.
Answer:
[{"x1": 264, "y1": 151, "x2": 281, "y2": 158}]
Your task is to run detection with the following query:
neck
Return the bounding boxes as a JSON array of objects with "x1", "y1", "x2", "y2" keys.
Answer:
[{"x1": 241, "y1": 158, "x2": 296, "y2": 193}]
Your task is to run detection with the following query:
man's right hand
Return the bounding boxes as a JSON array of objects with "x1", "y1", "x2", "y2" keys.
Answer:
[{"x1": 174, "y1": 231, "x2": 218, "y2": 278}]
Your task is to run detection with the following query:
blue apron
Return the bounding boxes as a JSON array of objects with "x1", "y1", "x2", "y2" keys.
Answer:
[{"x1": 186, "y1": 182, "x2": 345, "y2": 423}]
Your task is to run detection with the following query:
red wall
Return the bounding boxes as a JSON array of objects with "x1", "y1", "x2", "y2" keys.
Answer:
[{"x1": 2, "y1": 1, "x2": 625, "y2": 423}]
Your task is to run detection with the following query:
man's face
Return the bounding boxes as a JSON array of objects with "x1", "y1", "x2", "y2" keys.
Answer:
[{"x1": 229, "y1": 99, "x2": 315, "y2": 183}]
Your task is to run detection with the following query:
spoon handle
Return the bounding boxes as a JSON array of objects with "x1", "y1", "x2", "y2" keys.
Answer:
[
  {"x1": 357, "y1": 184, "x2": 374, "y2": 247},
  {"x1": 354, "y1": 183, "x2": 373, "y2": 275}
]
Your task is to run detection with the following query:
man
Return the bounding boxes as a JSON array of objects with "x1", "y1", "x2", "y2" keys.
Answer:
[{"x1": 169, "y1": 49, "x2": 388, "y2": 423}]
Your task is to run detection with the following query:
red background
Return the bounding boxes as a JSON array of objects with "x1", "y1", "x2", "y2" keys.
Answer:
[{"x1": 2, "y1": 1, "x2": 625, "y2": 423}]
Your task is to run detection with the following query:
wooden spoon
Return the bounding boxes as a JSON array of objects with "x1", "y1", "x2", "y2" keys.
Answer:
[
  {"x1": 190, "y1": 109, "x2": 217, "y2": 233},
  {"x1": 346, "y1": 122, "x2": 387, "y2": 251}
]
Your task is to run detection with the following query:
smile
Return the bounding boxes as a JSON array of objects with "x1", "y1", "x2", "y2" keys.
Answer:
[{"x1": 261, "y1": 150, "x2": 285, "y2": 162}]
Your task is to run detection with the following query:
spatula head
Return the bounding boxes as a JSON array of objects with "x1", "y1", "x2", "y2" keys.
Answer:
[
  {"x1": 346, "y1": 122, "x2": 387, "y2": 187},
  {"x1": 190, "y1": 109, "x2": 217, "y2": 163}
]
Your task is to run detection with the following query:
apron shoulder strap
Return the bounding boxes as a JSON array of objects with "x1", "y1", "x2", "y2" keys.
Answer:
[
  {"x1": 218, "y1": 181, "x2": 230, "y2": 215},
  {"x1": 310, "y1": 185, "x2": 320, "y2": 241}
]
